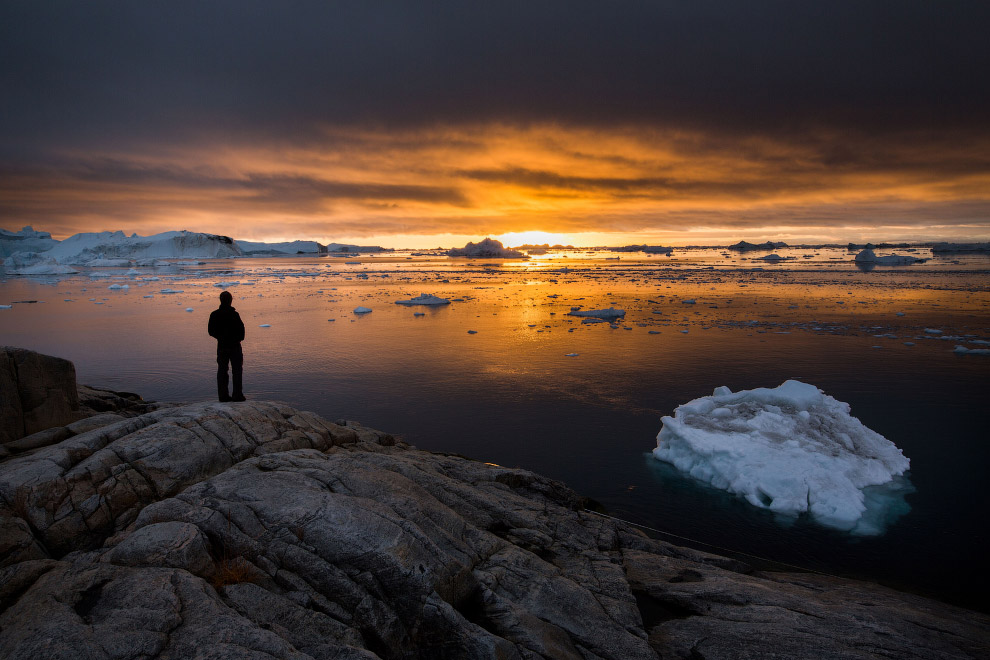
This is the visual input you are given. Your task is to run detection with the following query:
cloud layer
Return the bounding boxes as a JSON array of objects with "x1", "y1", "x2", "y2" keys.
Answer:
[{"x1": 1, "y1": 2, "x2": 988, "y2": 244}]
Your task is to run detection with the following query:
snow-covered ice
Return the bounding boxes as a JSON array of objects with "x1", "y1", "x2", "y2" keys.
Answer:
[
  {"x1": 395, "y1": 293, "x2": 450, "y2": 306},
  {"x1": 653, "y1": 380, "x2": 910, "y2": 533}
]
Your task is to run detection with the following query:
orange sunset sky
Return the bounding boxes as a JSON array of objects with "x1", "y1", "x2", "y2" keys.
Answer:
[{"x1": 2, "y1": 2, "x2": 988, "y2": 248}]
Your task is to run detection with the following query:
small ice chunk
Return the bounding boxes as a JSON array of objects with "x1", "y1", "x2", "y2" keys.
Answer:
[
  {"x1": 923, "y1": 328, "x2": 942, "y2": 334},
  {"x1": 467, "y1": 330, "x2": 478, "y2": 334},
  {"x1": 0, "y1": 305, "x2": 11, "y2": 309},
  {"x1": 681, "y1": 299, "x2": 696, "y2": 304},
  {"x1": 567, "y1": 307, "x2": 625, "y2": 319},
  {"x1": 259, "y1": 323, "x2": 271, "y2": 327},
  {"x1": 565, "y1": 353, "x2": 579, "y2": 357},
  {"x1": 353, "y1": 306, "x2": 372, "y2": 314},
  {"x1": 653, "y1": 380, "x2": 910, "y2": 533},
  {"x1": 185, "y1": 308, "x2": 194, "y2": 312},
  {"x1": 954, "y1": 345, "x2": 990, "y2": 355},
  {"x1": 108, "y1": 284, "x2": 129, "y2": 290},
  {"x1": 395, "y1": 293, "x2": 450, "y2": 306}
]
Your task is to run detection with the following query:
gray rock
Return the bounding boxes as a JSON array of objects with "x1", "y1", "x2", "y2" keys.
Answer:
[
  {"x1": 0, "y1": 396, "x2": 987, "y2": 659},
  {"x1": 0, "y1": 346, "x2": 79, "y2": 443},
  {"x1": 106, "y1": 521, "x2": 213, "y2": 576}
]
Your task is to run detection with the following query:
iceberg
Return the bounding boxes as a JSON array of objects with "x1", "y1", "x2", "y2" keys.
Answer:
[
  {"x1": 395, "y1": 293, "x2": 450, "y2": 306},
  {"x1": 653, "y1": 380, "x2": 910, "y2": 533},
  {"x1": 236, "y1": 239, "x2": 327, "y2": 255},
  {"x1": 447, "y1": 238, "x2": 527, "y2": 258},
  {"x1": 855, "y1": 248, "x2": 923, "y2": 266},
  {"x1": 0, "y1": 226, "x2": 59, "y2": 257},
  {"x1": 40, "y1": 230, "x2": 242, "y2": 264}
]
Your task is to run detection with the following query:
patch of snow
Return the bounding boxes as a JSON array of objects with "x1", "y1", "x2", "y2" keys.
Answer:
[{"x1": 653, "y1": 380, "x2": 910, "y2": 533}]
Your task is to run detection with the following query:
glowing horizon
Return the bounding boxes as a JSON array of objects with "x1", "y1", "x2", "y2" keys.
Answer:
[{"x1": 3, "y1": 123, "x2": 988, "y2": 249}]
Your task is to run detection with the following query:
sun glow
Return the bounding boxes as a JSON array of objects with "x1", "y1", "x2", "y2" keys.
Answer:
[{"x1": 495, "y1": 231, "x2": 578, "y2": 247}]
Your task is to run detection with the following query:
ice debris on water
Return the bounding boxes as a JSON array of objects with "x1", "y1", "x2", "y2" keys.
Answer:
[
  {"x1": 353, "y1": 307, "x2": 372, "y2": 314},
  {"x1": 259, "y1": 324, "x2": 271, "y2": 328},
  {"x1": 653, "y1": 380, "x2": 910, "y2": 534}
]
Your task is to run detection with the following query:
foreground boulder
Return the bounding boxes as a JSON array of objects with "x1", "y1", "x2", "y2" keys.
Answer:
[{"x1": 0, "y1": 400, "x2": 987, "y2": 659}]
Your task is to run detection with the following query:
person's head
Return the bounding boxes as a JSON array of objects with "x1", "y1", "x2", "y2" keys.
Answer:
[{"x1": 219, "y1": 291, "x2": 233, "y2": 306}]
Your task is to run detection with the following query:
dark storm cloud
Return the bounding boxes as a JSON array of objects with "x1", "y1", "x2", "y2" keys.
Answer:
[{"x1": 2, "y1": 0, "x2": 988, "y2": 151}]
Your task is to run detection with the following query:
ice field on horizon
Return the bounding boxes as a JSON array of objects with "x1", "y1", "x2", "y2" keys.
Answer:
[{"x1": 652, "y1": 380, "x2": 912, "y2": 534}]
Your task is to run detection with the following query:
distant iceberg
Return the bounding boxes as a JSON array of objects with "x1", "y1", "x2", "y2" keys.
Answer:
[
  {"x1": 447, "y1": 238, "x2": 527, "y2": 258},
  {"x1": 7, "y1": 229, "x2": 241, "y2": 265},
  {"x1": 236, "y1": 239, "x2": 327, "y2": 255},
  {"x1": 0, "y1": 226, "x2": 58, "y2": 257},
  {"x1": 653, "y1": 380, "x2": 911, "y2": 534},
  {"x1": 855, "y1": 248, "x2": 923, "y2": 266}
]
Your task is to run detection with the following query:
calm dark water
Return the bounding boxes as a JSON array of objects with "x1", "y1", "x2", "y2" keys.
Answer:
[{"x1": 2, "y1": 254, "x2": 988, "y2": 611}]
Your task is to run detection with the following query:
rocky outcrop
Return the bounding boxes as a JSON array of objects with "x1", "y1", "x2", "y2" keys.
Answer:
[
  {"x1": 0, "y1": 395, "x2": 987, "y2": 659},
  {"x1": 1, "y1": 346, "x2": 80, "y2": 444},
  {"x1": 1, "y1": 347, "x2": 161, "y2": 458}
]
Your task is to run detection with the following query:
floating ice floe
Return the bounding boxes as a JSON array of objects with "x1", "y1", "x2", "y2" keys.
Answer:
[
  {"x1": 854, "y1": 248, "x2": 923, "y2": 266},
  {"x1": 9, "y1": 260, "x2": 80, "y2": 275},
  {"x1": 108, "y1": 284, "x2": 129, "y2": 290},
  {"x1": 185, "y1": 308, "x2": 194, "y2": 312},
  {"x1": 954, "y1": 345, "x2": 990, "y2": 355},
  {"x1": 652, "y1": 380, "x2": 911, "y2": 534},
  {"x1": 159, "y1": 288, "x2": 183, "y2": 294},
  {"x1": 567, "y1": 307, "x2": 625, "y2": 319},
  {"x1": 259, "y1": 323, "x2": 271, "y2": 328},
  {"x1": 395, "y1": 293, "x2": 450, "y2": 306},
  {"x1": 0, "y1": 305, "x2": 11, "y2": 309},
  {"x1": 353, "y1": 306, "x2": 372, "y2": 314}
]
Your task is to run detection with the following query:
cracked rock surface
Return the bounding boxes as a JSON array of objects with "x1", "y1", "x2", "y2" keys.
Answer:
[{"x1": 1, "y1": 400, "x2": 988, "y2": 659}]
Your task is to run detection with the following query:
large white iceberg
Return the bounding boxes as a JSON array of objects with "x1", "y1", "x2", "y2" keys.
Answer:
[
  {"x1": 653, "y1": 380, "x2": 910, "y2": 533},
  {"x1": 39, "y1": 230, "x2": 242, "y2": 264}
]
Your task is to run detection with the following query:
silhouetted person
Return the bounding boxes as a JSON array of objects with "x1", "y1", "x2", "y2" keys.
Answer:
[{"x1": 208, "y1": 291, "x2": 245, "y2": 402}]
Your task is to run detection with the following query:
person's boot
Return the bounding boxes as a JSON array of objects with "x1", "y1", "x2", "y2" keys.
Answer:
[{"x1": 231, "y1": 392, "x2": 246, "y2": 402}]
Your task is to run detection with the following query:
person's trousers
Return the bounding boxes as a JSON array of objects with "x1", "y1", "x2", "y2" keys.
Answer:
[{"x1": 217, "y1": 344, "x2": 243, "y2": 400}]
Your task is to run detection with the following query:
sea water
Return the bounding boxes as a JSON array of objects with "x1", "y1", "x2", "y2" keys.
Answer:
[{"x1": 2, "y1": 246, "x2": 988, "y2": 610}]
